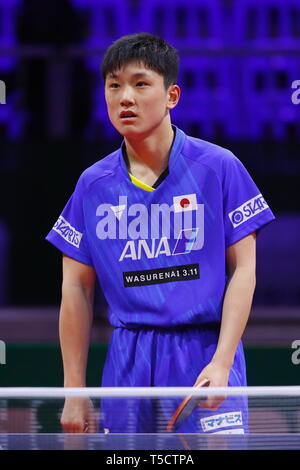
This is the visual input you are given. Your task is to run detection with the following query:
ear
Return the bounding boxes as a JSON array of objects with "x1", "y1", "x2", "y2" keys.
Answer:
[{"x1": 167, "y1": 84, "x2": 181, "y2": 110}]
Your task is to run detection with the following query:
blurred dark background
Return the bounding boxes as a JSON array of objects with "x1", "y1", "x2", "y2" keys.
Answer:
[{"x1": 0, "y1": 0, "x2": 299, "y2": 386}]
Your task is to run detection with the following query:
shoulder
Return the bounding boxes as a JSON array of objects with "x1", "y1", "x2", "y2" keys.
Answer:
[
  {"x1": 74, "y1": 148, "x2": 121, "y2": 194},
  {"x1": 181, "y1": 133, "x2": 240, "y2": 175}
]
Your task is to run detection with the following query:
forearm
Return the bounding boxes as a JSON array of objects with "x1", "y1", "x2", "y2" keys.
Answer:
[
  {"x1": 59, "y1": 283, "x2": 94, "y2": 387},
  {"x1": 212, "y1": 266, "x2": 256, "y2": 368}
]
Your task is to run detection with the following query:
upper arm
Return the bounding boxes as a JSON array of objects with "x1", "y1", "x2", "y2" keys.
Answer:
[
  {"x1": 62, "y1": 254, "x2": 96, "y2": 295},
  {"x1": 226, "y1": 232, "x2": 256, "y2": 276}
]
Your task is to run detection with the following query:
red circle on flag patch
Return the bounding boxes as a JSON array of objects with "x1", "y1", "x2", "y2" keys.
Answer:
[{"x1": 180, "y1": 198, "x2": 190, "y2": 208}]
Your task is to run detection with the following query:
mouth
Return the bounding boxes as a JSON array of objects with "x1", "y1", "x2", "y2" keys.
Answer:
[{"x1": 120, "y1": 111, "x2": 137, "y2": 120}]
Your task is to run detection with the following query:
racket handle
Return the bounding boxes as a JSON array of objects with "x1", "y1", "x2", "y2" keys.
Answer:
[{"x1": 195, "y1": 377, "x2": 210, "y2": 387}]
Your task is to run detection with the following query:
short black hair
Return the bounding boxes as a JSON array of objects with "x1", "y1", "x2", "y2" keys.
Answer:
[{"x1": 101, "y1": 32, "x2": 179, "y2": 90}]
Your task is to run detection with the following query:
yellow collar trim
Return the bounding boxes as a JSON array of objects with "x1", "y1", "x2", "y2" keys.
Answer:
[{"x1": 129, "y1": 173, "x2": 155, "y2": 192}]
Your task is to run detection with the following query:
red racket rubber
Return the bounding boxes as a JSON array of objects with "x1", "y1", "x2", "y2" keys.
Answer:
[{"x1": 166, "y1": 378, "x2": 210, "y2": 432}]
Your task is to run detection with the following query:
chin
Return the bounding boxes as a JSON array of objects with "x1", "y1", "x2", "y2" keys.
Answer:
[{"x1": 120, "y1": 127, "x2": 146, "y2": 139}]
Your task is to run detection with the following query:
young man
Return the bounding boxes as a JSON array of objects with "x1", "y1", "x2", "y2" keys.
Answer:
[{"x1": 46, "y1": 33, "x2": 275, "y2": 435}]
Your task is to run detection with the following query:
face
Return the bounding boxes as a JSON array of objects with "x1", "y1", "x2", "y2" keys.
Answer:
[{"x1": 104, "y1": 61, "x2": 179, "y2": 139}]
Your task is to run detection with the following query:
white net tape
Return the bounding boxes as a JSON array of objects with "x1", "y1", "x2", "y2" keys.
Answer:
[
  {"x1": 0, "y1": 386, "x2": 300, "y2": 397},
  {"x1": 0, "y1": 387, "x2": 300, "y2": 449}
]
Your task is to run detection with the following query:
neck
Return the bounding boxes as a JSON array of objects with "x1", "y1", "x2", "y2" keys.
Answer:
[{"x1": 124, "y1": 118, "x2": 174, "y2": 175}]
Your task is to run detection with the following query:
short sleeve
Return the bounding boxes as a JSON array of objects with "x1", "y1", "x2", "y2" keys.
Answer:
[
  {"x1": 45, "y1": 175, "x2": 93, "y2": 266},
  {"x1": 223, "y1": 153, "x2": 275, "y2": 247}
]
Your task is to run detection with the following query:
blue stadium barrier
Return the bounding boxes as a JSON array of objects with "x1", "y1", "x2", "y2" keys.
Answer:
[
  {"x1": 233, "y1": 0, "x2": 300, "y2": 45},
  {"x1": 0, "y1": 0, "x2": 20, "y2": 72},
  {"x1": 139, "y1": 0, "x2": 224, "y2": 46},
  {"x1": 256, "y1": 214, "x2": 300, "y2": 305},
  {"x1": 237, "y1": 55, "x2": 300, "y2": 139},
  {"x1": 174, "y1": 55, "x2": 239, "y2": 139},
  {"x1": 76, "y1": 0, "x2": 129, "y2": 48}
]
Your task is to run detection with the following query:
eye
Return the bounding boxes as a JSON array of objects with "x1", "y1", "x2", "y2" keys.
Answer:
[
  {"x1": 136, "y1": 81, "x2": 148, "y2": 87},
  {"x1": 109, "y1": 83, "x2": 120, "y2": 89}
]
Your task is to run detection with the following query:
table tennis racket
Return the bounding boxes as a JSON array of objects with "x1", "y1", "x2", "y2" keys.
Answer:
[{"x1": 166, "y1": 378, "x2": 210, "y2": 432}]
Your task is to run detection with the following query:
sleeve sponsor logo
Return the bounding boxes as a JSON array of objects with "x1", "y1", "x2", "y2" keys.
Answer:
[
  {"x1": 228, "y1": 194, "x2": 269, "y2": 228},
  {"x1": 52, "y1": 215, "x2": 83, "y2": 248},
  {"x1": 201, "y1": 411, "x2": 243, "y2": 432}
]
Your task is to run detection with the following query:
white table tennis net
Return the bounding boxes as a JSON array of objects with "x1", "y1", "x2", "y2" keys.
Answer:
[{"x1": 0, "y1": 387, "x2": 300, "y2": 449}]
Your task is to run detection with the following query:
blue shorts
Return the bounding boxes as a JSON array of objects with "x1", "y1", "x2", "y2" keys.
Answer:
[{"x1": 100, "y1": 325, "x2": 248, "y2": 435}]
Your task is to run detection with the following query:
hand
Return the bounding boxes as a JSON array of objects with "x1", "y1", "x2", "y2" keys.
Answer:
[
  {"x1": 60, "y1": 397, "x2": 97, "y2": 433},
  {"x1": 193, "y1": 361, "x2": 231, "y2": 411}
]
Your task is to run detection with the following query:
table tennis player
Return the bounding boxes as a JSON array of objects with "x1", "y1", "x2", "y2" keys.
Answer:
[{"x1": 46, "y1": 33, "x2": 275, "y2": 434}]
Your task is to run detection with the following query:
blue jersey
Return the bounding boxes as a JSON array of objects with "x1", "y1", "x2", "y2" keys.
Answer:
[{"x1": 46, "y1": 125, "x2": 275, "y2": 328}]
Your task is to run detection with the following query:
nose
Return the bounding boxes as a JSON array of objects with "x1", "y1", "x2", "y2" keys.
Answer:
[{"x1": 120, "y1": 85, "x2": 135, "y2": 107}]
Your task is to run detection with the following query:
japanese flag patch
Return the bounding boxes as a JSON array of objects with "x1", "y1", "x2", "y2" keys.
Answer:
[{"x1": 173, "y1": 194, "x2": 198, "y2": 212}]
